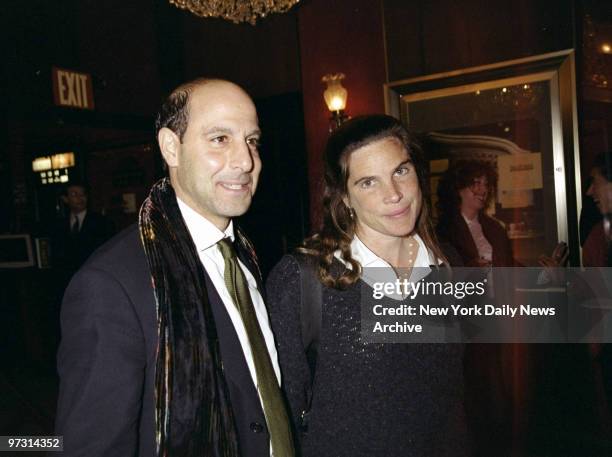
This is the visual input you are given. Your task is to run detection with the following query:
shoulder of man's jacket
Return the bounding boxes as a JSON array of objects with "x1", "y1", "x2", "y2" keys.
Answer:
[{"x1": 80, "y1": 223, "x2": 144, "y2": 273}]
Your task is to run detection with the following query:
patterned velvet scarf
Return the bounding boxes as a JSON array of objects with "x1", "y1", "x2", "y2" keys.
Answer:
[{"x1": 139, "y1": 178, "x2": 240, "y2": 457}]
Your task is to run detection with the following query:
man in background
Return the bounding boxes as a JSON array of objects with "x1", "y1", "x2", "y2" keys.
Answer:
[
  {"x1": 583, "y1": 151, "x2": 612, "y2": 428},
  {"x1": 585, "y1": 151, "x2": 612, "y2": 267},
  {"x1": 53, "y1": 181, "x2": 114, "y2": 277}
]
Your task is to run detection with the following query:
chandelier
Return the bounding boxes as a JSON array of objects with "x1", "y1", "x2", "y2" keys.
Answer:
[
  {"x1": 583, "y1": 14, "x2": 610, "y2": 90},
  {"x1": 168, "y1": 0, "x2": 301, "y2": 25}
]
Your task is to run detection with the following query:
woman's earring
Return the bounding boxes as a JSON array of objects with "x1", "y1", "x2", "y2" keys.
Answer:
[{"x1": 348, "y1": 207, "x2": 355, "y2": 219}]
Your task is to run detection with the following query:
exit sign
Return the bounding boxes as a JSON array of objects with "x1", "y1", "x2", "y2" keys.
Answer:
[{"x1": 52, "y1": 66, "x2": 95, "y2": 110}]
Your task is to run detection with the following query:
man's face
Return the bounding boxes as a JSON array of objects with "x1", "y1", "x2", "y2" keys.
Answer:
[
  {"x1": 587, "y1": 168, "x2": 612, "y2": 215},
  {"x1": 63, "y1": 185, "x2": 87, "y2": 213},
  {"x1": 160, "y1": 82, "x2": 262, "y2": 230}
]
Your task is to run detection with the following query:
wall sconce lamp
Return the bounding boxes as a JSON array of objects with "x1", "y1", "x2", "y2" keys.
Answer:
[
  {"x1": 32, "y1": 152, "x2": 75, "y2": 172},
  {"x1": 322, "y1": 73, "x2": 349, "y2": 131},
  {"x1": 32, "y1": 152, "x2": 75, "y2": 185}
]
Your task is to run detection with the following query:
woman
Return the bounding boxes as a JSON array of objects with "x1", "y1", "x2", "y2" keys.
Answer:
[
  {"x1": 435, "y1": 160, "x2": 568, "y2": 455},
  {"x1": 436, "y1": 160, "x2": 513, "y2": 267},
  {"x1": 435, "y1": 160, "x2": 514, "y2": 454},
  {"x1": 435, "y1": 159, "x2": 567, "y2": 267},
  {"x1": 266, "y1": 115, "x2": 468, "y2": 456}
]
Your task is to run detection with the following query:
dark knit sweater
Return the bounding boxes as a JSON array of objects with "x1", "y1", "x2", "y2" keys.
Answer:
[{"x1": 266, "y1": 254, "x2": 469, "y2": 457}]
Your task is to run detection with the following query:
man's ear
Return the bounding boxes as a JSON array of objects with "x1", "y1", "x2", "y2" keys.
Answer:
[{"x1": 158, "y1": 127, "x2": 181, "y2": 168}]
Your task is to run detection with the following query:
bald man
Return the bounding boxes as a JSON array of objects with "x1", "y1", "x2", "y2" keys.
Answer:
[{"x1": 56, "y1": 79, "x2": 293, "y2": 457}]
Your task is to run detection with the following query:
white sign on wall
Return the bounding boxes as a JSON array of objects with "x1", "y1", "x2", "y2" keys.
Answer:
[{"x1": 497, "y1": 153, "x2": 543, "y2": 191}]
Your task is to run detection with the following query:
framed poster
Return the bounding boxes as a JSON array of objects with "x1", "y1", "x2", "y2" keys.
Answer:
[{"x1": 385, "y1": 50, "x2": 581, "y2": 266}]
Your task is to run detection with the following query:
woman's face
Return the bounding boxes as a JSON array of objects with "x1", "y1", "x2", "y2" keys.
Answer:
[
  {"x1": 459, "y1": 175, "x2": 489, "y2": 215},
  {"x1": 344, "y1": 136, "x2": 422, "y2": 242}
]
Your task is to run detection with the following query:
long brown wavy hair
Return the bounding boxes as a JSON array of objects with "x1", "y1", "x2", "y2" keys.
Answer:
[{"x1": 299, "y1": 115, "x2": 447, "y2": 289}]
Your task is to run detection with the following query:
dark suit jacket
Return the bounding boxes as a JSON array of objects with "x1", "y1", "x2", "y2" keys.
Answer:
[
  {"x1": 53, "y1": 210, "x2": 115, "y2": 274},
  {"x1": 583, "y1": 221, "x2": 609, "y2": 267},
  {"x1": 437, "y1": 213, "x2": 515, "y2": 267},
  {"x1": 55, "y1": 224, "x2": 270, "y2": 456}
]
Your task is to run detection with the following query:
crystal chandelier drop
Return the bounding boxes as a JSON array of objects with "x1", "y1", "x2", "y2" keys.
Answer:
[
  {"x1": 168, "y1": 0, "x2": 301, "y2": 25},
  {"x1": 583, "y1": 14, "x2": 610, "y2": 90}
]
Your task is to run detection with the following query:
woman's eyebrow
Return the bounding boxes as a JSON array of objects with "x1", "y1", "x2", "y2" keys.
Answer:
[{"x1": 394, "y1": 158, "x2": 413, "y2": 168}]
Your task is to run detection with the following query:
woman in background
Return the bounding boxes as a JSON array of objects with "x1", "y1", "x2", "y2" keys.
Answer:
[
  {"x1": 435, "y1": 159, "x2": 568, "y2": 455},
  {"x1": 435, "y1": 159, "x2": 567, "y2": 267},
  {"x1": 436, "y1": 160, "x2": 513, "y2": 267},
  {"x1": 435, "y1": 160, "x2": 514, "y2": 454},
  {"x1": 266, "y1": 115, "x2": 468, "y2": 457}
]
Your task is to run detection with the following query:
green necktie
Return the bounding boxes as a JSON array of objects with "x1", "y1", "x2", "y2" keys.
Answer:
[{"x1": 217, "y1": 238, "x2": 294, "y2": 457}]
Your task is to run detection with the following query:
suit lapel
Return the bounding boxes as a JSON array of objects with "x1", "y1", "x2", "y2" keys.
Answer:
[
  {"x1": 79, "y1": 213, "x2": 90, "y2": 235},
  {"x1": 234, "y1": 226, "x2": 264, "y2": 293},
  {"x1": 453, "y1": 214, "x2": 479, "y2": 263}
]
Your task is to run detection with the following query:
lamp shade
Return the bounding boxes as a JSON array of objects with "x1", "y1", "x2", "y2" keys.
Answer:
[
  {"x1": 322, "y1": 74, "x2": 347, "y2": 112},
  {"x1": 33, "y1": 152, "x2": 76, "y2": 172},
  {"x1": 51, "y1": 152, "x2": 75, "y2": 169},
  {"x1": 32, "y1": 156, "x2": 52, "y2": 172}
]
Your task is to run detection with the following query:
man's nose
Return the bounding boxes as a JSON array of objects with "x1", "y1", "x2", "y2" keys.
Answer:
[{"x1": 230, "y1": 141, "x2": 254, "y2": 172}]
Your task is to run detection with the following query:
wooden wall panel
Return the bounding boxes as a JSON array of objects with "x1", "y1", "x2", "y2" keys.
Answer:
[
  {"x1": 420, "y1": 0, "x2": 473, "y2": 74},
  {"x1": 384, "y1": 0, "x2": 574, "y2": 81},
  {"x1": 181, "y1": 11, "x2": 301, "y2": 98},
  {"x1": 75, "y1": 0, "x2": 161, "y2": 115},
  {"x1": 383, "y1": 0, "x2": 424, "y2": 80},
  {"x1": 298, "y1": 0, "x2": 387, "y2": 227}
]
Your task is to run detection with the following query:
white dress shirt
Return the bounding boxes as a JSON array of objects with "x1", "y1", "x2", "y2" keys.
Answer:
[
  {"x1": 336, "y1": 234, "x2": 439, "y2": 300},
  {"x1": 70, "y1": 209, "x2": 87, "y2": 232},
  {"x1": 176, "y1": 198, "x2": 282, "y2": 398}
]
